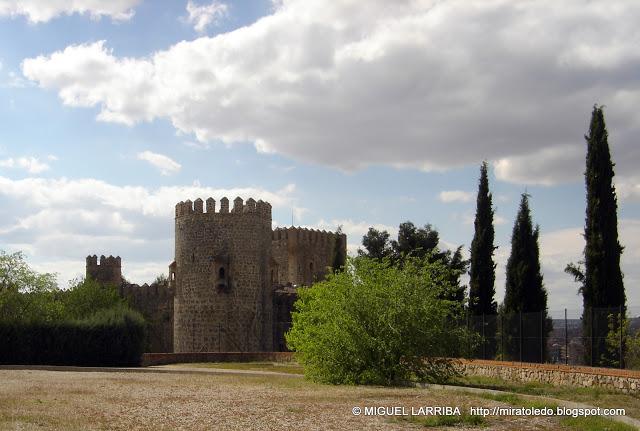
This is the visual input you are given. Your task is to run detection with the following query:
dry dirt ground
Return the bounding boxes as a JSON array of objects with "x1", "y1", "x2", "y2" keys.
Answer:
[{"x1": 0, "y1": 368, "x2": 581, "y2": 430}]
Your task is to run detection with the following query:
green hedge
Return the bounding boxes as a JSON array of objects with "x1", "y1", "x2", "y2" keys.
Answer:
[{"x1": 0, "y1": 307, "x2": 146, "y2": 366}]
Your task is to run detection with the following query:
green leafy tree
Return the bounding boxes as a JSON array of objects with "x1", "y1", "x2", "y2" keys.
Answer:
[
  {"x1": 602, "y1": 312, "x2": 628, "y2": 368},
  {"x1": 0, "y1": 250, "x2": 61, "y2": 323},
  {"x1": 61, "y1": 277, "x2": 127, "y2": 320},
  {"x1": 286, "y1": 256, "x2": 474, "y2": 385},
  {"x1": 502, "y1": 194, "x2": 551, "y2": 363},
  {"x1": 626, "y1": 328, "x2": 640, "y2": 370},
  {"x1": 566, "y1": 105, "x2": 625, "y2": 367},
  {"x1": 468, "y1": 162, "x2": 498, "y2": 359},
  {"x1": 360, "y1": 222, "x2": 468, "y2": 302},
  {"x1": 392, "y1": 222, "x2": 444, "y2": 261},
  {"x1": 359, "y1": 227, "x2": 392, "y2": 260}
]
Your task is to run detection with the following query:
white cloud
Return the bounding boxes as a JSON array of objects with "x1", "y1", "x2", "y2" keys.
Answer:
[
  {"x1": 494, "y1": 145, "x2": 584, "y2": 186},
  {"x1": 20, "y1": 0, "x2": 640, "y2": 182},
  {"x1": 299, "y1": 218, "x2": 397, "y2": 256},
  {"x1": 137, "y1": 151, "x2": 182, "y2": 176},
  {"x1": 185, "y1": 0, "x2": 228, "y2": 33},
  {"x1": 183, "y1": 140, "x2": 211, "y2": 150},
  {"x1": 0, "y1": 175, "x2": 297, "y2": 285},
  {"x1": 439, "y1": 190, "x2": 473, "y2": 203},
  {"x1": 0, "y1": 0, "x2": 141, "y2": 23},
  {"x1": 491, "y1": 220, "x2": 640, "y2": 311},
  {"x1": 0, "y1": 157, "x2": 50, "y2": 173},
  {"x1": 617, "y1": 176, "x2": 640, "y2": 202}
]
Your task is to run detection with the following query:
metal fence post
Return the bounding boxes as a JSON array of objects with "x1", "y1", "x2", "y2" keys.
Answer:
[
  {"x1": 501, "y1": 313, "x2": 504, "y2": 361},
  {"x1": 564, "y1": 308, "x2": 568, "y2": 365},
  {"x1": 590, "y1": 307, "x2": 594, "y2": 367},
  {"x1": 540, "y1": 311, "x2": 543, "y2": 363},
  {"x1": 619, "y1": 304, "x2": 623, "y2": 369},
  {"x1": 519, "y1": 310, "x2": 523, "y2": 363},
  {"x1": 482, "y1": 313, "x2": 486, "y2": 360}
]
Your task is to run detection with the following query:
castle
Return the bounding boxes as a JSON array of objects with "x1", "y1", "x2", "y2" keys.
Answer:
[{"x1": 86, "y1": 197, "x2": 346, "y2": 353}]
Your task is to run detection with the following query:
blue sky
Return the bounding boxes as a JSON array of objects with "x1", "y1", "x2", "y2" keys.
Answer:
[{"x1": 1, "y1": 0, "x2": 639, "y2": 314}]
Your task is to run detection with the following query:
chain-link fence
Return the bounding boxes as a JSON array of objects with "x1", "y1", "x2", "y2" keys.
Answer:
[{"x1": 466, "y1": 305, "x2": 640, "y2": 369}]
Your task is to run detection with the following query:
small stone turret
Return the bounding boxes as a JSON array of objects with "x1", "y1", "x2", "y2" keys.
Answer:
[{"x1": 86, "y1": 254, "x2": 122, "y2": 285}]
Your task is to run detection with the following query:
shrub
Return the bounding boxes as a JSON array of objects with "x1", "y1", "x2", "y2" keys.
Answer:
[
  {"x1": 286, "y1": 256, "x2": 474, "y2": 385},
  {"x1": 0, "y1": 306, "x2": 147, "y2": 366}
]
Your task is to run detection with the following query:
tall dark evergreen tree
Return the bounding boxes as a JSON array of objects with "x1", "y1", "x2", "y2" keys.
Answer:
[
  {"x1": 566, "y1": 106, "x2": 625, "y2": 367},
  {"x1": 502, "y1": 194, "x2": 551, "y2": 363},
  {"x1": 331, "y1": 226, "x2": 346, "y2": 272},
  {"x1": 468, "y1": 162, "x2": 498, "y2": 359},
  {"x1": 469, "y1": 162, "x2": 497, "y2": 316}
]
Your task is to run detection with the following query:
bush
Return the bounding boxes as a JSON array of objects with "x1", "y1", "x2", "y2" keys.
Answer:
[
  {"x1": 286, "y1": 256, "x2": 474, "y2": 385},
  {"x1": 0, "y1": 306, "x2": 147, "y2": 366}
]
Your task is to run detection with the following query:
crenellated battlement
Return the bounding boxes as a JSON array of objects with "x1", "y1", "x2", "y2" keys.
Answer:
[
  {"x1": 86, "y1": 254, "x2": 122, "y2": 285},
  {"x1": 272, "y1": 226, "x2": 343, "y2": 244},
  {"x1": 175, "y1": 196, "x2": 272, "y2": 219},
  {"x1": 86, "y1": 254, "x2": 122, "y2": 267}
]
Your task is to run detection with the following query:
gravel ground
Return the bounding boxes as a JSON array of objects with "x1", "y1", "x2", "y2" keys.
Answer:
[{"x1": 0, "y1": 369, "x2": 568, "y2": 430}]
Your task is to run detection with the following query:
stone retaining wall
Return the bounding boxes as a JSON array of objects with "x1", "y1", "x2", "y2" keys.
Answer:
[
  {"x1": 459, "y1": 359, "x2": 640, "y2": 395},
  {"x1": 141, "y1": 353, "x2": 640, "y2": 394},
  {"x1": 142, "y1": 352, "x2": 295, "y2": 366}
]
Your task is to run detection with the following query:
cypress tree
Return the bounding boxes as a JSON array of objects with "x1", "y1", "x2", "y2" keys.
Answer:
[
  {"x1": 331, "y1": 226, "x2": 346, "y2": 272},
  {"x1": 468, "y1": 162, "x2": 498, "y2": 358},
  {"x1": 502, "y1": 194, "x2": 550, "y2": 363},
  {"x1": 568, "y1": 106, "x2": 625, "y2": 366},
  {"x1": 469, "y1": 162, "x2": 497, "y2": 316}
]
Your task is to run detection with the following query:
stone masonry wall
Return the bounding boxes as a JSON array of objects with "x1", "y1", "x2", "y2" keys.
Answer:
[
  {"x1": 173, "y1": 197, "x2": 273, "y2": 353},
  {"x1": 271, "y1": 227, "x2": 345, "y2": 286},
  {"x1": 86, "y1": 255, "x2": 122, "y2": 286},
  {"x1": 119, "y1": 282, "x2": 174, "y2": 353},
  {"x1": 460, "y1": 359, "x2": 640, "y2": 395}
]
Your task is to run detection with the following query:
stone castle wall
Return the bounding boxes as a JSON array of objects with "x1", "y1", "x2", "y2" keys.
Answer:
[
  {"x1": 173, "y1": 197, "x2": 273, "y2": 353},
  {"x1": 85, "y1": 255, "x2": 174, "y2": 353},
  {"x1": 86, "y1": 199, "x2": 346, "y2": 354},
  {"x1": 271, "y1": 227, "x2": 345, "y2": 286},
  {"x1": 119, "y1": 282, "x2": 174, "y2": 353},
  {"x1": 86, "y1": 255, "x2": 122, "y2": 286}
]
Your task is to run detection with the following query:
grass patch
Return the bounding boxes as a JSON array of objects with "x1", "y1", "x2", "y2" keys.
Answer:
[
  {"x1": 560, "y1": 416, "x2": 637, "y2": 431},
  {"x1": 395, "y1": 412, "x2": 485, "y2": 427},
  {"x1": 456, "y1": 375, "x2": 640, "y2": 419},
  {"x1": 169, "y1": 361, "x2": 304, "y2": 375}
]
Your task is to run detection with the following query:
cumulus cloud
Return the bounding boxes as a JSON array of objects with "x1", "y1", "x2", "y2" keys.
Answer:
[
  {"x1": 185, "y1": 0, "x2": 228, "y2": 33},
  {"x1": 494, "y1": 145, "x2": 584, "y2": 186},
  {"x1": 296, "y1": 219, "x2": 397, "y2": 256},
  {"x1": 439, "y1": 190, "x2": 473, "y2": 203},
  {"x1": 137, "y1": 151, "x2": 182, "y2": 176},
  {"x1": 20, "y1": 0, "x2": 640, "y2": 185},
  {"x1": 0, "y1": 157, "x2": 50, "y2": 173},
  {"x1": 0, "y1": 175, "x2": 297, "y2": 285},
  {"x1": 0, "y1": 0, "x2": 141, "y2": 23},
  {"x1": 490, "y1": 220, "x2": 640, "y2": 312}
]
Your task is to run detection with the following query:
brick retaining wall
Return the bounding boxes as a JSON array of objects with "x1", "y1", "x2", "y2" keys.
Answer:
[{"x1": 458, "y1": 359, "x2": 640, "y2": 395}]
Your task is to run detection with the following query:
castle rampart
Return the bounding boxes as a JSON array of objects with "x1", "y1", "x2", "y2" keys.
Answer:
[
  {"x1": 85, "y1": 254, "x2": 122, "y2": 286},
  {"x1": 271, "y1": 227, "x2": 346, "y2": 286},
  {"x1": 173, "y1": 197, "x2": 273, "y2": 353},
  {"x1": 86, "y1": 197, "x2": 345, "y2": 354}
]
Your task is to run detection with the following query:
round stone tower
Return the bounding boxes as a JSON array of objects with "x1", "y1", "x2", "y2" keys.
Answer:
[{"x1": 172, "y1": 196, "x2": 273, "y2": 353}]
